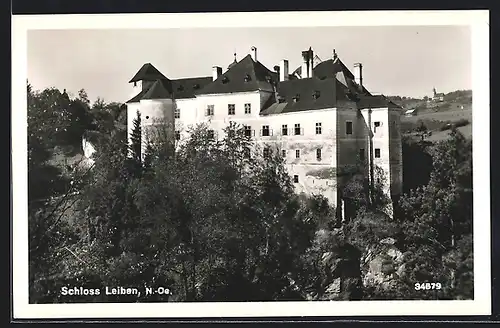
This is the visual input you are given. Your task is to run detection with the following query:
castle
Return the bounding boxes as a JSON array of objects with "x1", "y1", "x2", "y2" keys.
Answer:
[{"x1": 125, "y1": 46, "x2": 403, "y2": 217}]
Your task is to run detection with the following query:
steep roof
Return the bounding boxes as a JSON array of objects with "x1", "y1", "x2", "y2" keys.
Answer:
[
  {"x1": 261, "y1": 77, "x2": 350, "y2": 115},
  {"x1": 313, "y1": 58, "x2": 354, "y2": 80},
  {"x1": 125, "y1": 55, "x2": 399, "y2": 114},
  {"x1": 357, "y1": 95, "x2": 401, "y2": 109},
  {"x1": 141, "y1": 79, "x2": 173, "y2": 100},
  {"x1": 197, "y1": 54, "x2": 276, "y2": 95},
  {"x1": 172, "y1": 77, "x2": 213, "y2": 99},
  {"x1": 126, "y1": 76, "x2": 213, "y2": 103},
  {"x1": 126, "y1": 89, "x2": 148, "y2": 103},
  {"x1": 129, "y1": 63, "x2": 167, "y2": 83}
]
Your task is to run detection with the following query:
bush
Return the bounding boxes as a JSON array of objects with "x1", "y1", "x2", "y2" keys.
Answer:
[
  {"x1": 439, "y1": 119, "x2": 469, "y2": 131},
  {"x1": 454, "y1": 118, "x2": 470, "y2": 128}
]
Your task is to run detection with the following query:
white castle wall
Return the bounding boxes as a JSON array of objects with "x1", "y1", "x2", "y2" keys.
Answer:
[{"x1": 125, "y1": 82, "x2": 401, "y2": 215}]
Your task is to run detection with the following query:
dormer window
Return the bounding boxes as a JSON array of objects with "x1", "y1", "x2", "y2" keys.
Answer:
[
  {"x1": 222, "y1": 76, "x2": 229, "y2": 84},
  {"x1": 312, "y1": 90, "x2": 320, "y2": 99},
  {"x1": 244, "y1": 74, "x2": 251, "y2": 82},
  {"x1": 293, "y1": 94, "x2": 300, "y2": 102}
]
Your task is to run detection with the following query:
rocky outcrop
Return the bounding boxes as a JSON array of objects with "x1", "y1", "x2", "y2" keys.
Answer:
[
  {"x1": 293, "y1": 229, "x2": 407, "y2": 301},
  {"x1": 318, "y1": 244, "x2": 363, "y2": 300},
  {"x1": 362, "y1": 237, "x2": 406, "y2": 293}
]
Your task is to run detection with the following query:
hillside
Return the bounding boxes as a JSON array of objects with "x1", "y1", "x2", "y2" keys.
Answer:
[{"x1": 392, "y1": 89, "x2": 473, "y2": 141}]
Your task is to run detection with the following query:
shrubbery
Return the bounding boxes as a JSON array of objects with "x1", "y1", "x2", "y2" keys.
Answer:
[{"x1": 401, "y1": 118, "x2": 470, "y2": 134}]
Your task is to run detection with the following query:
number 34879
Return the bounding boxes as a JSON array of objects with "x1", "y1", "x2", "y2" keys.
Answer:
[{"x1": 414, "y1": 282, "x2": 442, "y2": 290}]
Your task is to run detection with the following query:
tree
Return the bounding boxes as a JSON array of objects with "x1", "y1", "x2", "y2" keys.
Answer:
[
  {"x1": 401, "y1": 136, "x2": 433, "y2": 193},
  {"x1": 27, "y1": 83, "x2": 95, "y2": 303},
  {"x1": 396, "y1": 128, "x2": 473, "y2": 299},
  {"x1": 129, "y1": 111, "x2": 142, "y2": 162}
]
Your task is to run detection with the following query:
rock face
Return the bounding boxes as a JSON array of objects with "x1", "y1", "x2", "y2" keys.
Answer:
[
  {"x1": 362, "y1": 237, "x2": 406, "y2": 293},
  {"x1": 310, "y1": 230, "x2": 364, "y2": 301},
  {"x1": 319, "y1": 245, "x2": 363, "y2": 300}
]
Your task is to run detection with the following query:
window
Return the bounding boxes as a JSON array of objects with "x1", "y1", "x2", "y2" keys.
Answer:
[
  {"x1": 315, "y1": 122, "x2": 322, "y2": 135},
  {"x1": 208, "y1": 130, "x2": 215, "y2": 139},
  {"x1": 174, "y1": 107, "x2": 180, "y2": 119},
  {"x1": 261, "y1": 125, "x2": 270, "y2": 137},
  {"x1": 244, "y1": 125, "x2": 252, "y2": 137},
  {"x1": 316, "y1": 148, "x2": 322, "y2": 161},
  {"x1": 346, "y1": 121, "x2": 353, "y2": 135},
  {"x1": 282, "y1": 149, "x2": 287, "y2": 158},
  {"x1": 294, "y1": 124, "x2": 301, "y2": 135},
  {"x1": 175, "y1": 131, "x2": 180, "y2": 140},
  {"x1": 244, "y1": 103, "x2": 251, "y2": 114},
  {"x1": 295, "y1": 149, "x2": 300, "y2": 159},
  {"x1": 228, "y1": 104, "x2": 235, "y2": 115},
  {"x1": 206, "y1": 105, "x2": 214, "y2": 116},
  {"x1": 359, "y1": 148, "x2": 365, "y2": 161},
  {"x1": 263, "y1": 147, "x2": 270, "y2": 158},
  {"x1": 375, "y1": 148, "x2": 381, "y2": 158},
  {"x1": 282, "y1": 124, "x2": 288, "y2": 136},
  {"x1": 293, "y1": 175, "x2": 299, "y2": 183},
  {"x1": 374, "y1": 121, "x2": 381, "y2": 133}
]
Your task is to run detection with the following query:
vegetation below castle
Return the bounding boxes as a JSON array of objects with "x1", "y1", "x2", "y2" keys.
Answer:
[{"x1": 28, "y1": 84, "x2": 473, "y2": 303}]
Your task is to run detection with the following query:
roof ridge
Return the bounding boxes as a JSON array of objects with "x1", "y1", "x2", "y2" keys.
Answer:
[{"x1": 129, "y1": 63, "x2": 168, "y2": 83}]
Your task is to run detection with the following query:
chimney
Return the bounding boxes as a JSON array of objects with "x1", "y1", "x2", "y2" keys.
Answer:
[
  {"x1": 308, "y1": 48, "x2": 314, "y2": 78},
  {"x1": 353, "y1": 63, "x2": 363, "y2": 87},
  {"x1": 301, "y1": 50, "x2": 309, "y2": 79},
  {"x1": 212, "y1": 66, "x2": 222, "y2": 81},
  {"x1": 279, "y1": 59, "x2": 289, "y2": 82},
  {"x1": 251, "y1": 46, "x2": 257, "y2": 62}
]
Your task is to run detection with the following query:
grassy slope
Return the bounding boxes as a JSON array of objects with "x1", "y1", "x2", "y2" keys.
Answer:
[{"x1": 400, "y1": 99, "x2": 473, "y2": 141}]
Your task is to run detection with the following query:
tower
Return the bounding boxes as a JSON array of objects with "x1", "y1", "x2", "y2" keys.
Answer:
[{"x1": 127, "y1": 63, "x2": 175, "y2": 160}]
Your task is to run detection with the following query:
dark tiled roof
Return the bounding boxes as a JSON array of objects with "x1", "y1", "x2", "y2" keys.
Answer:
[
  {"x1": 126, "y1": 76, "x2": 213, "y2": 103},
  {"x1": 141, "y1": 79, "x2": 173, "y2": 100},
  {"x1": 172, "y1": 77, "x2": 213, "y2": 99},
  {"x1": 129, "y1": 63, "x2": 167, "y2": 83},
  {"x1": 125, "y1": 56, "x2": 398, "y2": 115},
  {"x1": 313, "y1": 58, "x2": 355, "y2": 80},
  {"x1": 357, "y1": 95, "x2": 401, "y2": 109},
  {"x1": 197, "y1": 54, "x2": 276, "y2": 95},
  {"x1": 261, "y1": 77, "x2": 347, "y2": 115},
  {"x1": 126, "y1": 88, "x2": 149, "y2": 103}
]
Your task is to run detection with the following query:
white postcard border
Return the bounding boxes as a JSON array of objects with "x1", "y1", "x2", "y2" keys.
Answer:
[{"x1": 12, "y1": 10, "x2": 491, "y2": 319}]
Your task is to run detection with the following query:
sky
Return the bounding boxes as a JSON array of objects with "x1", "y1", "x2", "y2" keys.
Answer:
[{"x1": 27, "y1": 26, "x2": 471, "y2": 104}]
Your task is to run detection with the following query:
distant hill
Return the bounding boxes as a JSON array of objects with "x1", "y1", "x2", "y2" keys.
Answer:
[
  {"x1": 387, "y1": 89, "x2": 472, "y2": 110},
  {"x1": 396, "y1": 89, "x2": 473, "y2": 142}
]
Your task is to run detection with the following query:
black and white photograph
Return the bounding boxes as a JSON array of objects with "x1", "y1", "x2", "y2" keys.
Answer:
[{"x1": 12, "y1": 10, "x2": 490, "y2": 319}]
